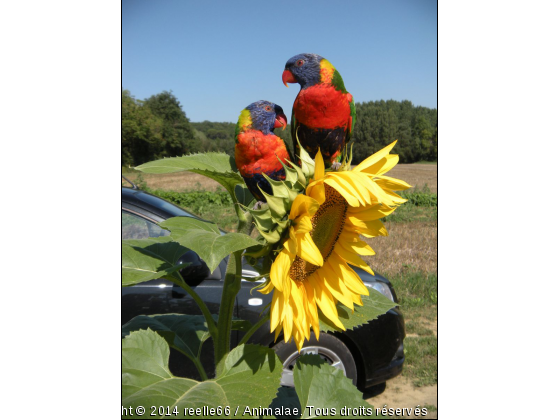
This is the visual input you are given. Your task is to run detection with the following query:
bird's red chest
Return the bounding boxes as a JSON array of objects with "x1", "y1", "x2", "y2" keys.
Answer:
[
  {"x1": 235, "y1": 130, "x2": 289, "y2": 176},
  {"x1": 294, "y1": 85, "x2": 351, "y2": 129}
]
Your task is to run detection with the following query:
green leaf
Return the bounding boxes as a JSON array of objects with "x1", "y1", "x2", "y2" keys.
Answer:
[
  {"x1": 122, "y1": 315, "x2": 213, "y2": 363},
  {"x1": 136, "y1": 152, "x2": 245, "y2": 201},
  {"x1": 160, "y1": 217, "x2": 259, "y2": 272},
  {"x1": 122, "y1": 330, "x2": 283, "y2": 419},
  {"x1": 122, "y1": 315, "x2": 253, "y2": 363},
  {"x1": 189, "y1": 169, "x2": 244, "y2": 201},
  {"x1": 122, "y1": 237, "x2": 189, "y2": 287},
  {"x1": 318, "y1": 290, "x2": 396, "y2": 333},
  {"x1": 294, "y1": 355, "x2": 381, "y2": 419},
  {"x1": 235, "y1": 184, "x2": 257, "y2": 207}
]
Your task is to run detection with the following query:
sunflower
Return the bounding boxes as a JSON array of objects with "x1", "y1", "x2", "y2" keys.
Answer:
[{"x1": 259, "y1": 141, "x2": 411, "y2": 350}]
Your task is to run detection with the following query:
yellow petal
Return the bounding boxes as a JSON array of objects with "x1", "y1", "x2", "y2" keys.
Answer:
[
  {"x1": 334, "y1": 242, "x2": 375, "y2": 275},
  {"x1": 348, "y1": 203, "x2": 396, "y2": 220},
  {"x1": 368, "y1": 181, "x2": 406, "y2": 206},
  {"x1": 375, "y1": 175, "x2": 412, "y2": 191},
  {"x1": 361, "y1": 154, "x2": 400, "y2": 177},
  {"x1": 325, "y1": 178, "x2": 360, "y2": 207},
  {"x1": 308, "y1": 274, "x2": 345, "y2": 330},
  {"x1": 283, "y1": 302, "x2": 293, "y2": 341},
  {"x1": 274, "y1": 324, "x2": 283, "y2": 342},
  {"x1": 352, "y1": 140, "x2": 397, "y2": 173},
  {"x1": 283, "y1": 236, "x2": 297, "y2": 255},
  {"x1": 270, "y1": 289, "x2": 284, "y2": 331},
  {"x1": 259, "y1": 280, "x2": 275, "y2": 294},
  {"x1": 352, "y1": 218, "x2": 388, "y2": 238},
  {"x1": 330, "y1": 253, "x2": 369, "y2": 296},
  {"x1": 320, "y1": 260, "x2": 355, "y2": 310},
  {"x1": 297, "y1": 232, "x2": 324, "y2": 267},
  {"x1": 303, "y1": 280, "x2": 321, "y2": 340},
  {"x1": 339, "y1": 237, "x2": 376, "y2": 256},
  {"x1": 270, "y1": 249, "x2": 291, "y2": 291},
  {"x1": 289, "y1": 194, "x2": 320, "y2": 221},
  {"x1": 294, "y1": 215, "x2": 313, "y2": 235},
  {"x1": 306, "y1": 182, "x2": 325, "y2": 205},
  {"x1": 313, "y1": 149, "x2": 325, "y2": 181},
  {"x1": 335, "y1": 172, "x2": 373, "y2": 205}
]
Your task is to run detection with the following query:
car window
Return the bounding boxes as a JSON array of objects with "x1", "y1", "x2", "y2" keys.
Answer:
[{"x1": 122, "y1": 211, "x2": 170, "y2": 239}]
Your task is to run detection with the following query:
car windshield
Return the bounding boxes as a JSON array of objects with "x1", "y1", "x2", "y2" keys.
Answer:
[{"x1": 122, "y1": 211, "x2": 170, "y2": 239}]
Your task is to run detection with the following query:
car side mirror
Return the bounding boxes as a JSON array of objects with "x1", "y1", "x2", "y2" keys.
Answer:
[{"x1": 177, "y1": 250, "x2": 211, "y2": 288}]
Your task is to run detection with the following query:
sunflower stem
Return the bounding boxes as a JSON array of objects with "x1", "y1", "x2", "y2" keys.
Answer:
[
  {"x1": 169, "y1": 272, "x2": 218, "y2": 340},
  {"x1": 235, "y1": 205, "x2": 253, "y2": 234},
  {"x1": 214, "y1": 250, "x2": 242, "y2": 377},
  {"x1": 237, "y1": 313, "x2": 269, "y2": 346}
]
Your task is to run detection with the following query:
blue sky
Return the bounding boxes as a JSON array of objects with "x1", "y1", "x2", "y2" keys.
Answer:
[{"x1": 123, "y1": 0, "x2": 436, "y2": 122}]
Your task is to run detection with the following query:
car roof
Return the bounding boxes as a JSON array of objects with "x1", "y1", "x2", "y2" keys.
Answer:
[{"x1": 122, "y1": 187, "x2": 197, "y2": 222}]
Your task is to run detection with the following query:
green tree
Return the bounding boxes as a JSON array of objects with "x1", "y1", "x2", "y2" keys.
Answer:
[
  {"x1": 121, "y1": 89, "x2": 163, "y2": 167},
  {"x1": 143, "y1": 91, "x2": 201, "y2": 158}
]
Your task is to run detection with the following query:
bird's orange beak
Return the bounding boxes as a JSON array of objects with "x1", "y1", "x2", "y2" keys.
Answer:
[
  {"x1": 274, "y1": 113, "x2": 288, "y2": 130},
  {"x1": 282, "y1": 69, "x2": 296, "y2": 87}
]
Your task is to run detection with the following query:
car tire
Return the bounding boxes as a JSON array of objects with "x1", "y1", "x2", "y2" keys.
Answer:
[{"x1": 273, "y1": 333, "x2": 358, "y2": 387}]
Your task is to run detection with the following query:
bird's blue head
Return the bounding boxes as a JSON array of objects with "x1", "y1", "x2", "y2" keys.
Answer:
[
  {"x1": 282, "y1": 53, "x2": 324, "y2": 89},
  {"x1": 242, "y1": 100, "x2": 287, "y2": 135}
]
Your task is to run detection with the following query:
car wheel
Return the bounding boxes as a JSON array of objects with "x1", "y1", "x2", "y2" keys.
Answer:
[{"x1": 273, "y1": 334, "x2": 357, "y2": 387}]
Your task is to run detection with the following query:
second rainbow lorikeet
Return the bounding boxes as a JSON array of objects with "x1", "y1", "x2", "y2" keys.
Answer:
[
  {"x1": 234, "y1": 100, "x2": 290, "y2": 206},
  {"x1": 282, "y1": 53, "x2": 355, "y2": 170}
]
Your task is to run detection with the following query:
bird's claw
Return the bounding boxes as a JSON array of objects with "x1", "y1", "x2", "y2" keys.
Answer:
[
  {"x1": 253, "y1": 201, "x2": 266, "y2": 210},
  {"x1": 330, "y1": 162, "x2": 342, "y2": 171}
]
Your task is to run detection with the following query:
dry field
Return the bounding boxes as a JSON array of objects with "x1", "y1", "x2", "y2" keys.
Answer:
[
  {"x1": 122, "y1": 171, "x2": 225, "y2": 192},
  {"x1": 362, "y1": 220, "x2": 437, "y2": 278},
  {"x1": 389, "y1": 163, "x2": 437, "y2": 193}
]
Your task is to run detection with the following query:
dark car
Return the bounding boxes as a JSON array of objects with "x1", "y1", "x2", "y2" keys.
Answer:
[{"x1": 121, "y1": 184, "x2": 405, "y2": 391}]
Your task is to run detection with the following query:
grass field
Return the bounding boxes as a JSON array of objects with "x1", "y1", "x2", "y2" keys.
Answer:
[{"x1": 122, "y1": 163, "x2": 438, "y2": 389}]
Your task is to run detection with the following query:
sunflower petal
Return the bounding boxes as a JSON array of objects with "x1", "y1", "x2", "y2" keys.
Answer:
[
  {"x1": 338, "y1": 232, "x2": 376, "y2": 255},
  {"x1": 283, "y1": 302, "x2": 293, "y2": 342},
  {"x1": 361, "y1": 154, "x2": 400, "y2": 177},
  {"x1": 297, "y1": 232, "x2": 324, "y2": 267},
  {"x1": 270, "y1": 249, "x2": 291, "y2": 291},
  {"x1": 335, "y1": 171, "x2": 374, "y2": 205},
  {"x1": 348, "y1": 203, "x2": 396, "y2": 221},
  {"x1": 324, "y1": 178, "x2": 361, "y2": 207},
  {"x1": 352, "y1": 218, "x2": 388, "y2": 238},
  {"x1": 320, "y1": 259, "x2": 355, "y2": 310},
  {"x1": 270, "y1": 289, "x2": 284, "y2": 331},
  {"x1": 308, "y1": 274, "x2": 345, "y2": 330},
  {"x1": 306, "y1": 182, "x2": 325, "y2": 205},
  {"x1": 375, "y1": 175, "x2": 412, "y2": 191},
  {"x1": 313, "y1": 149, "x2": 325, "y2": 181},
  {"x1": 258, "y1": 280, "x2": 275, "y2": 294},
  {"x1": 294, "y1": 215, "x2": 313, "y2": 235},
  {"x1": 303, "y1": 280, "x2": 321, "y2": 340},
  {"x1": 334, "y1": 242, "x2": 375, "y2": 275},
  {"x1": 289, "y1": 194, "x2": 320, "y2": 221},
  {"x1": 352, "y1": 140, "x2": 397, "y2": 173},
  {"x1": 330, "y1": 253, "x2": 370, "y2": 296}
]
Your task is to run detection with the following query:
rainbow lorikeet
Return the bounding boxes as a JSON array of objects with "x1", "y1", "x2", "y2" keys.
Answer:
[
  {"x1": 234, "y1": 100, "x2": 290, "y2": 205},
  {"x1": 282, "y1": 53, "x2": 355, "y2": 170}
]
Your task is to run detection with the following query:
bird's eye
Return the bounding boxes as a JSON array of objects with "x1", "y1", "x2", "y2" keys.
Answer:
[
  {"x1": 295, "y1": 59, "x2": 304, "y2": 67},
  {"x1": 265, "y1": 105, "x2": 272, "y2": 112}
]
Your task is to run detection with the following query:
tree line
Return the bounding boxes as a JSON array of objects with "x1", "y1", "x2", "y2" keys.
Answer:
[{"x1": 122, "y1": 89, "x2": 437, "y2": 167}]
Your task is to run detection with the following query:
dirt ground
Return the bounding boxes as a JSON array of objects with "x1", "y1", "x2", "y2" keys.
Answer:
[
  {"x1": 364, "y1": 320, "x2": 438, "y2": 419},
  {"x1": 365, "y1": 376, "x2": 437, "y2": 419}
]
